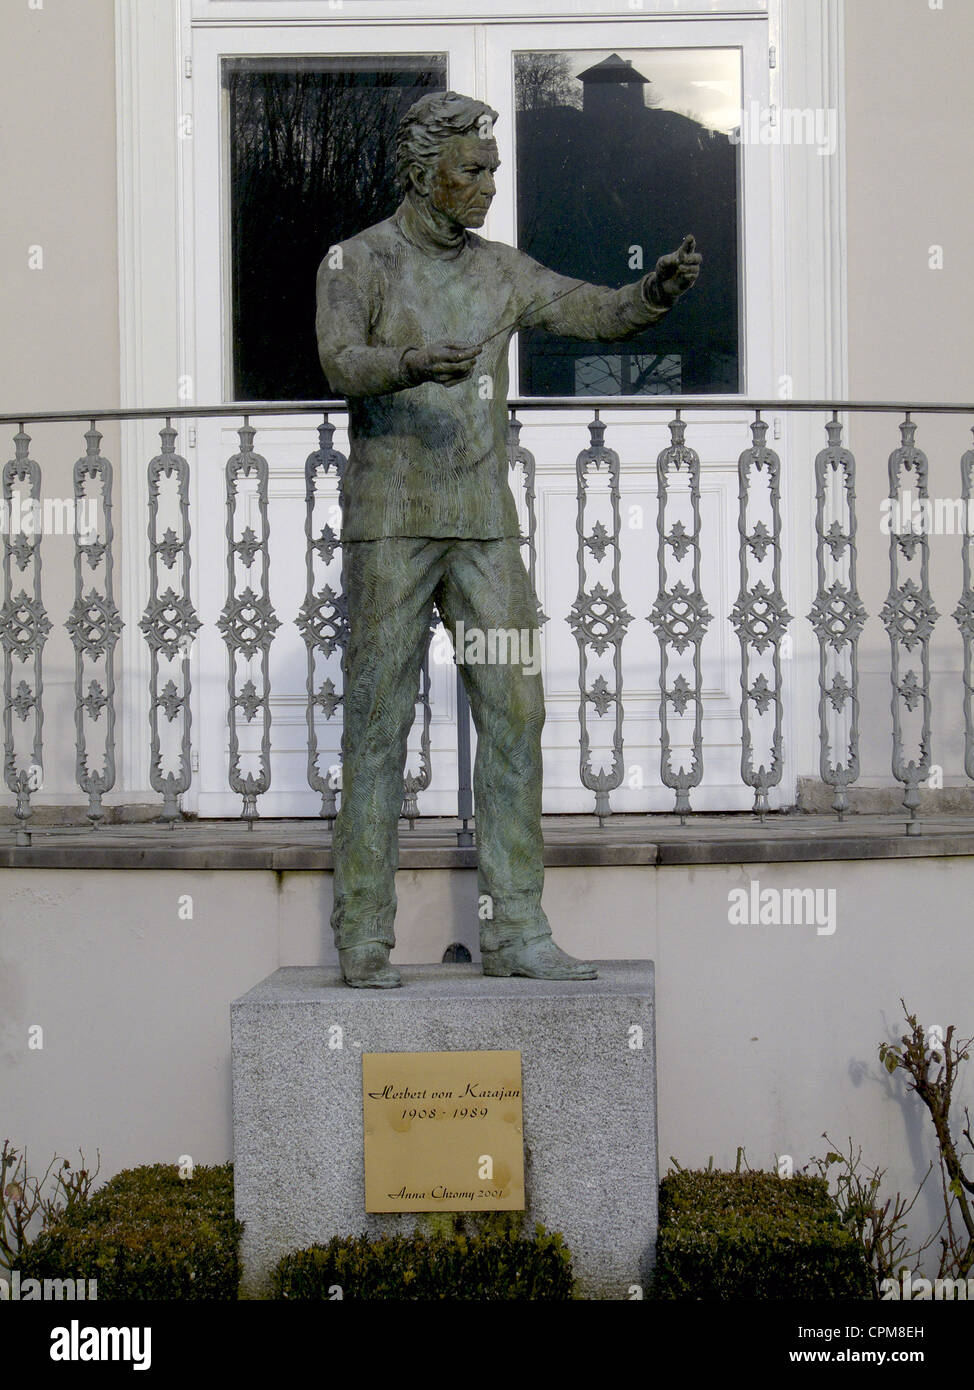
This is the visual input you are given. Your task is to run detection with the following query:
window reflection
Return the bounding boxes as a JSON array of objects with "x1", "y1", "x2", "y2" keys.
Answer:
[
  {"x1": 225, "y1": 56, "x2": 447, "y2": 400},
  {"x1": 515, "y1": 49, "x2": 741, "y2": 396}
]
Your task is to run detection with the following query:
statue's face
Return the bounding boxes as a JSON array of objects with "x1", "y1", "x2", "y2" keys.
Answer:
[{"x1": 426, "y1": 133, "x2": 500, "y2": 228}]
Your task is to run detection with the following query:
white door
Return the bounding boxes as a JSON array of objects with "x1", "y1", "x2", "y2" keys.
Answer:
[{"x1": 186, "y1": 11, "x2": 793, "y2": 818}]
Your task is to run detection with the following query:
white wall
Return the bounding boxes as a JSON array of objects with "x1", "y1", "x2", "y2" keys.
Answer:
[
  {"x1": 843, "y1": 0, "x2": 974, "y2": 790},
  {"x1": 0, "y1": 0, "x2": 122, "y2": 810},
  {"x1": 2, "y1": 857, "x2": 970, "y2": 1271}
]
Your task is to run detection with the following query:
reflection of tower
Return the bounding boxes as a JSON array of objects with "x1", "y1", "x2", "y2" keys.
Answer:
[{"x1": 577, "y1": 53, "x2": 651, "y2": 119}]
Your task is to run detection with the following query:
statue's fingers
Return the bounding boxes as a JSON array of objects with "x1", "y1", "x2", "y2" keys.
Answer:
[{"x1": 680, "y1": 234, "x2": 696, "y2": 255}]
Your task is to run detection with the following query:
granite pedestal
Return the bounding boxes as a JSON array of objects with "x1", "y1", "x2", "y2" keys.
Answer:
[{"x1": 231, "y1": 961, "x2": 656, "y2": 1299}]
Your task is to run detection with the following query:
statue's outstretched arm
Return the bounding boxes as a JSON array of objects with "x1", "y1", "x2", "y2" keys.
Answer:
[{"x1": 514, "y1": 235, "x2": 701, "y2": 344}]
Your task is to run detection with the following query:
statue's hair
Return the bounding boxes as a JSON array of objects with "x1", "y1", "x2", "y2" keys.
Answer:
[{"x1": 395, "y1": 91, "x2": 499, "y2": 189}]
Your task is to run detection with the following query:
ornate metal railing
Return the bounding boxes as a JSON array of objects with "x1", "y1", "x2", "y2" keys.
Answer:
[{"x1": 2, "y1": 398, "x2": 973, "y2": 845}]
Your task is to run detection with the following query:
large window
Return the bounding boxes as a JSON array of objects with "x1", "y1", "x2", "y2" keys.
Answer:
[
  {"x1": 514, "y1": 48, "x2": 741, "y2": 396},
  {"x1": 223, "y1": 43, "x2": 740, "y2": 402},
  {"x1": 225, "y1": 55, "x2": 447, "y2": 400}
]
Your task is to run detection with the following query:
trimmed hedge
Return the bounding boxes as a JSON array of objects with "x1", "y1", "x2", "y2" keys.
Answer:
[
  {"x1": 655, "y1": 1169, "x2": 873, "y2": 1300},
  {"x1": 271, "y1": 1224, "x2": 574, "y2": 1300},
  {"x1": 20, "y1": 1163, "x2": 241, "y2": 1300}
]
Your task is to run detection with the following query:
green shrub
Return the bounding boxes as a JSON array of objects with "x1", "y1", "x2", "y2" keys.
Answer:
[
  {"x1": 20, "y1": 1163, "x2": 241, "y2": 1300},
  {"x1": 271, "y1": 1223, "x2": 574, "y2": 1300},
  {"x1": 655, "y1": 1169, "x2": 873, "y2": 1300}
]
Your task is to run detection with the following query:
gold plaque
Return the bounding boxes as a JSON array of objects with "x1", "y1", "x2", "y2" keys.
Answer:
[{"x1": 362, "y1": 1051, "x2": 525, "y2": 1212}]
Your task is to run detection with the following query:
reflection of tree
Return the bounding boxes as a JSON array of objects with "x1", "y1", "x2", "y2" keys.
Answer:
[
  {"x1": 577, "y1": 353, "x2": 681, "y2": 396},
  {"x1": 629, "y1": 353, "x2": 680, "y2": 393},
  {"x1": 229, "y1": 62, "x2": 445, "y2": 399},
  {"x1": 514, "y1": 53, "x2": 579, "y2": 112},
  {"x1": 513, "y1": 54, "x2": 579, "y2": 251}
]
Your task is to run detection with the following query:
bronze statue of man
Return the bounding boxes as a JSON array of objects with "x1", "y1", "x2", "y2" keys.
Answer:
[{"x1": 316, "y1": 90, "x2": 700, "y2": 988}]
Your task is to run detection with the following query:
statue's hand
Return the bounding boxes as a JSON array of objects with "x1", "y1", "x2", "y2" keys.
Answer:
[
  {"x1": 653, "y1": 234, "x2": 702, "y2": 302},
  {"x1": 402, "y1": 342, "x2": 480, "y2": 387}
]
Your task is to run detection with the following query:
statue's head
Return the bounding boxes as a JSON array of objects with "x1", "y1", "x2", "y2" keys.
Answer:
[{"x1": 396, "y1": 90, "x2": 500, "y2": 229}]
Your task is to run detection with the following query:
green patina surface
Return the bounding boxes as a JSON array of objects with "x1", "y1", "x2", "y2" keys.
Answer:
[
  {"x1": 315, "y1": 91, "x2": 699, "y2": 984},
  {"x1": 316, "y1": 198, "x2": 672, "y2": 541}
]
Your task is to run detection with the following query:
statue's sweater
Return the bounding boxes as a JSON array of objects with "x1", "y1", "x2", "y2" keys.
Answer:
[{"x1": 316, "y1": 204, "x2": 673, "y2": 542}]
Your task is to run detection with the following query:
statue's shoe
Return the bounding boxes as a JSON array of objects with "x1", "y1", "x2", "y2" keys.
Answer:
[
  {"x1": 340, "y1": 943, "x2": 402, "y2": 989},
  {"x1": 481, "y1": 938, "x2": 598, "y2": 981}
]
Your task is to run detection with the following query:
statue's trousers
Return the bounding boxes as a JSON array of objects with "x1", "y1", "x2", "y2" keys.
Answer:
[{"x1": 330, "y1": 537, "x2": 552, "y2": 954}]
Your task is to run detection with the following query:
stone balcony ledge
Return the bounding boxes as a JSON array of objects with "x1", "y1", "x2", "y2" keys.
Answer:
[{"x1": 3, "y1": 812, "x2": 974, "y2": 871}]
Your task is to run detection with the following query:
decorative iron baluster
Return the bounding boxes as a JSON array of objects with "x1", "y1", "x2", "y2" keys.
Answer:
[
  {"x1": 649, "y1": 412, "x2": 712, "y2": 822},
  {"x1": 1, "y1": 428, "x2": 50, "y2": 845},
  {"x1": 807, "y1": 414, "x2": 865, "y2": 820},
  {"x1": 953, "y1": 429, "x2": 974, "y2": 781},
  {"x1": 729, "y1": 414, "x2": 792, "y2": 819},
  {"x1": 66, "y1": 425, "x2": 123, "y2": 827},
  {"x1": 567, "y1": 414, "x2": 631, "y2": 823},
  {"x1": 218, "y1": 420, "x2": 281, "y2": 825},
  {"x1": 296, "y1": 417, "x2": 347, "y2": 819},
  {"x1": 508, "y1": 411, "x2": 546, "y2": 625},
  {"x1": 880, "y1": 415, "x2": 938, "y2": 830},
  {"x1": 140, "y1": 421, "x2": 200, "y2": 824},
  {"x1": 402, "y1": 638, "x2": 433, "y2": 828},
  {"x1": 454, "y1": 661, "x2": 473, "y2": 847}
]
